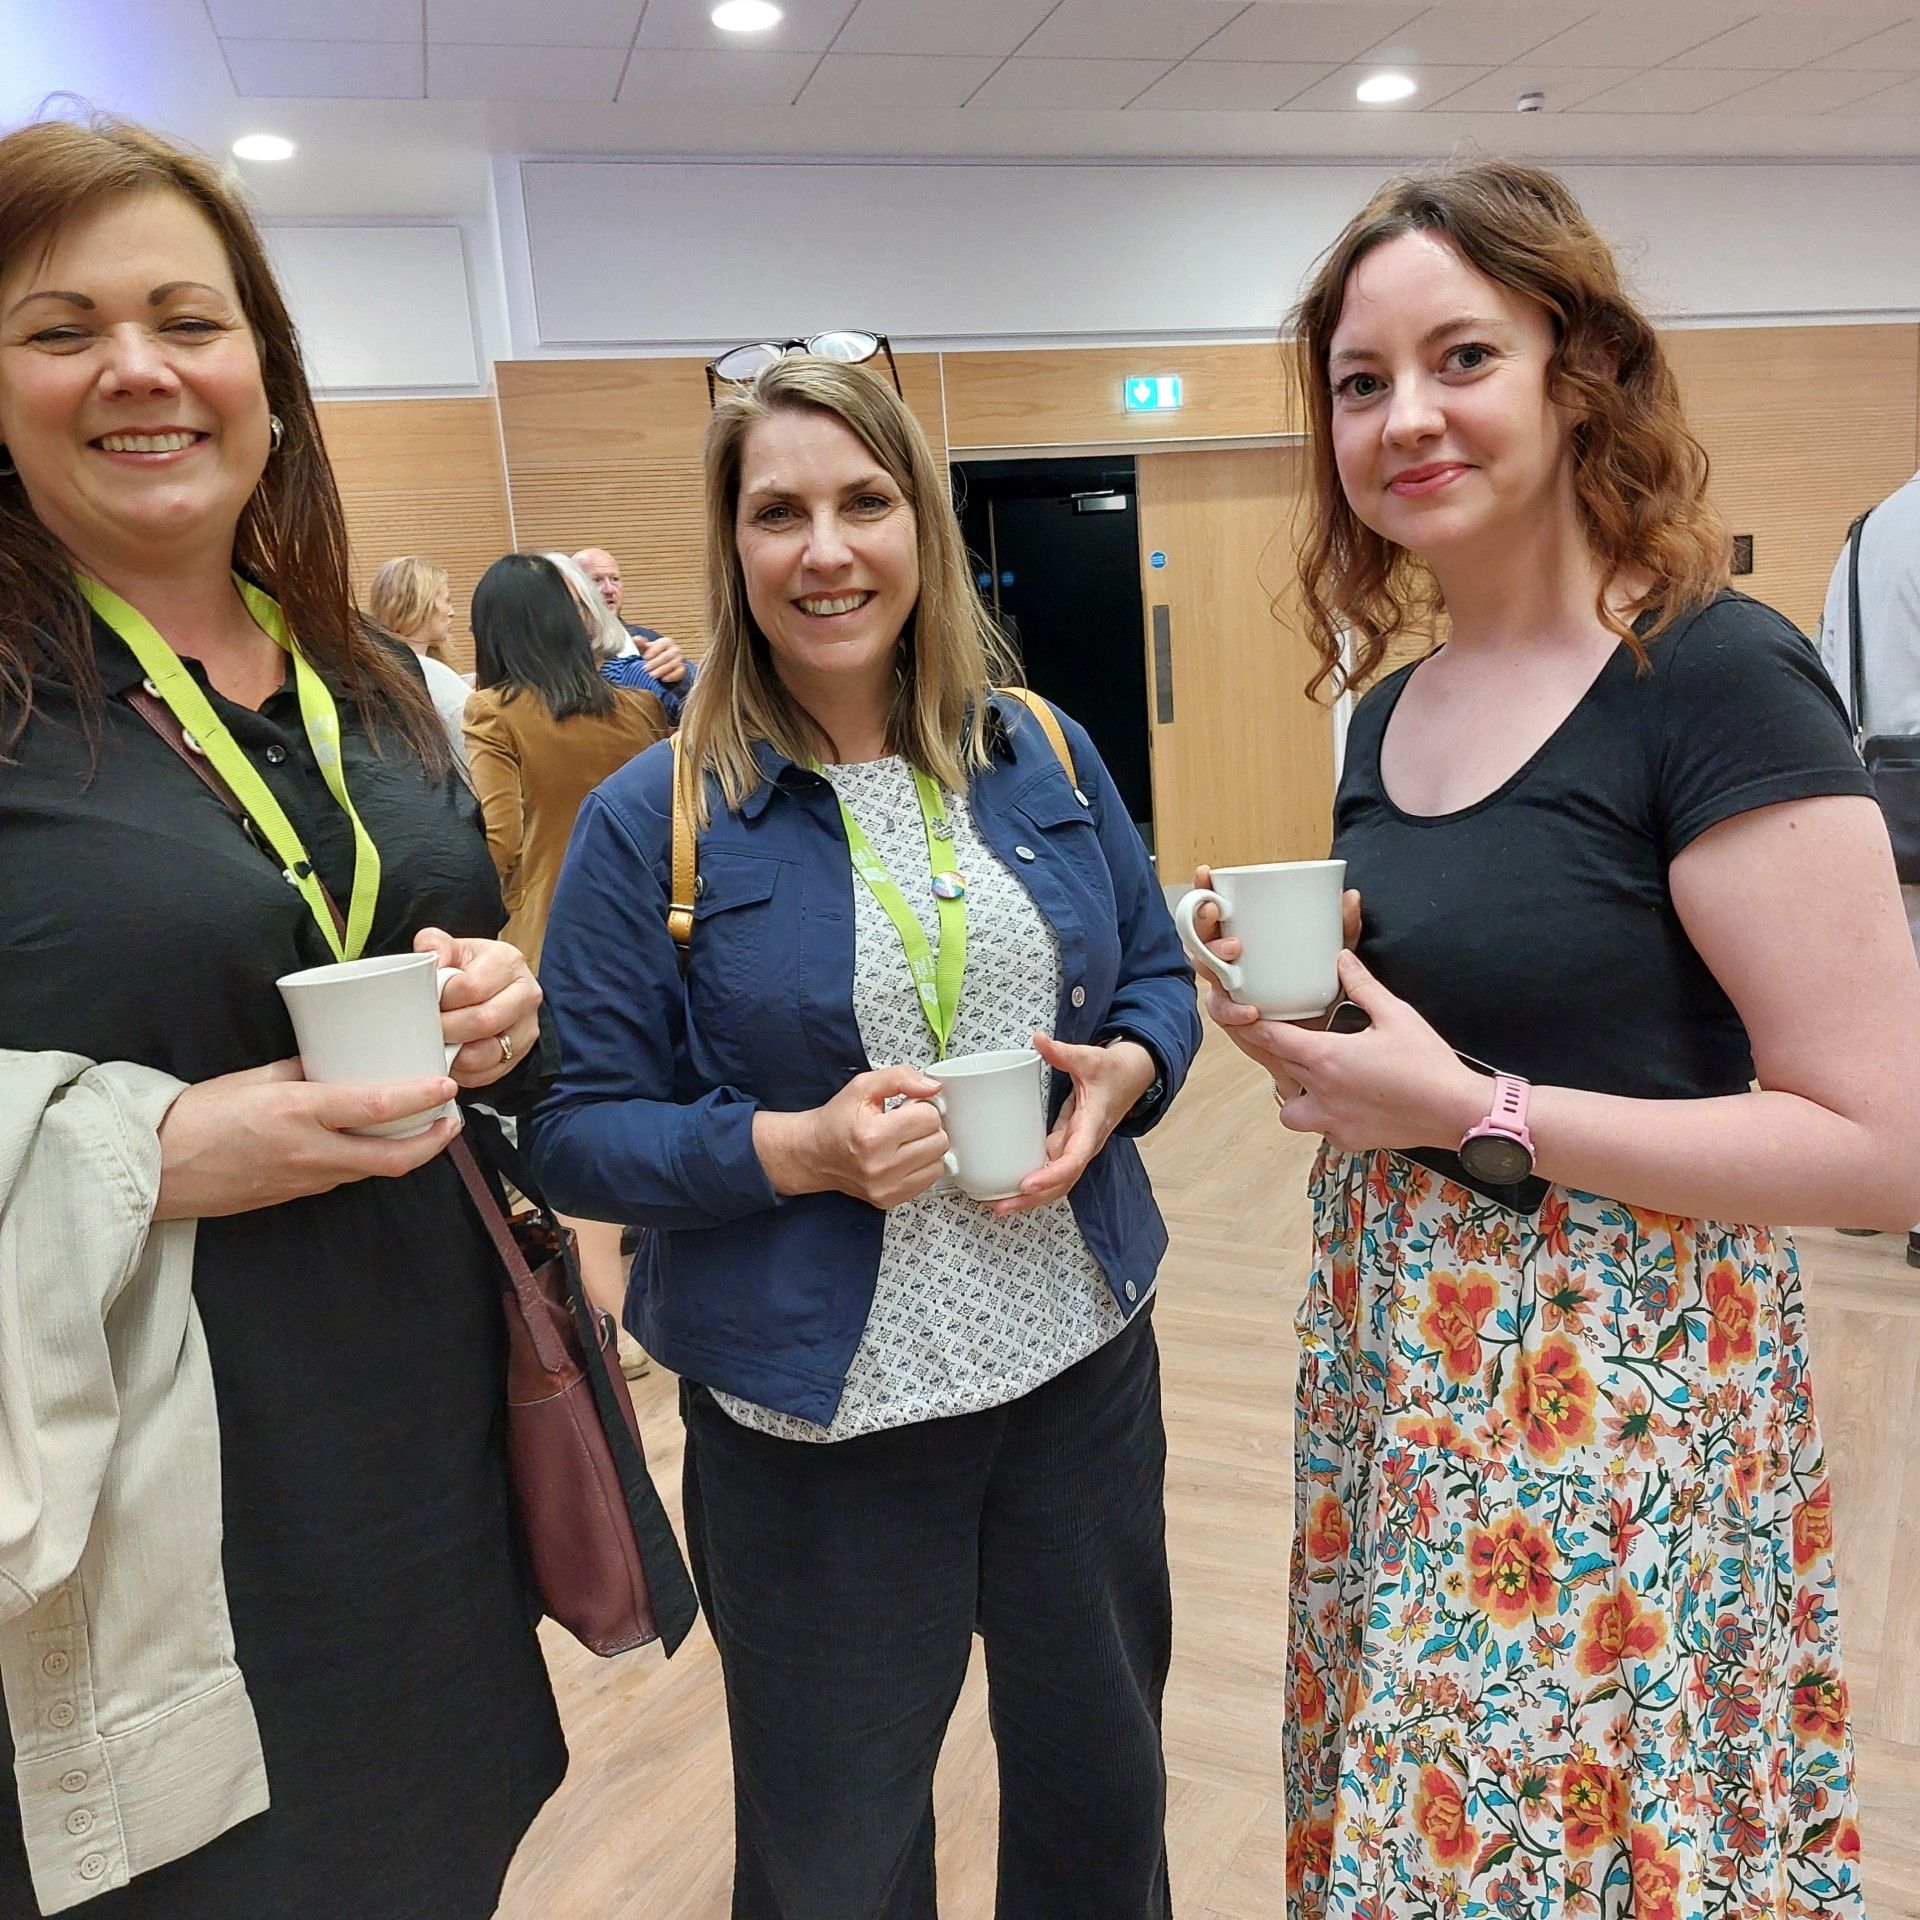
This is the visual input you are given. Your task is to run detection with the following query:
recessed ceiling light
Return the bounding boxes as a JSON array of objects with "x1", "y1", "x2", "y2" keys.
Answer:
[
  {"x1": 1355, "y1": 72, "x2": 1418, "y2": 105},
  {"x1": 711, "y1": 0, "x2": 781, "y2": 29},
  {"x1": 231, "y1": 133, "x2": 296, "y2": 162}
]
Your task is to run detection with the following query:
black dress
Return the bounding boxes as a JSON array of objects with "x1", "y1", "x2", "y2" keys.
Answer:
[{"x1": 0, "y1": 618, "x2": 568, "y2": 1918}]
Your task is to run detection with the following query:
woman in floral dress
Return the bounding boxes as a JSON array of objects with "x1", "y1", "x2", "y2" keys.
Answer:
[{"x1": 1196, "y1": 160, "x2": 1920, "y2": 1918}]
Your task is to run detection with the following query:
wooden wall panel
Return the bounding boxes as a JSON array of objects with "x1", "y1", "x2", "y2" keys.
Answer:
[
  {"x1": 941, "y1": 342, "x2": 1300, "y2": 453},
  {"x1": 315, "y1": 397, "x2": 512, "y2": 676},
  {"x1": 494, "y1": 352, "x2": 947, "y2": 655},
  {"x1": 1662, "y1": 322, "x2": 1920, "y2": 636}
]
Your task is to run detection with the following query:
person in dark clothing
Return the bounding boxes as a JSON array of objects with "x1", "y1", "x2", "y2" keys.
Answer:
[{"x1": 0, "y1": 114, "x2": 565, "y2": 1916}]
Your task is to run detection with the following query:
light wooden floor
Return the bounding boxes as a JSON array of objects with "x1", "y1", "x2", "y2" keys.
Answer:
[{"x1": 499, "y1": 1026, "x2": 1920, "y2": 1919}]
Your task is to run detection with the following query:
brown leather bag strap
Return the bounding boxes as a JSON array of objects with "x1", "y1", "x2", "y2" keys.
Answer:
[
  {"x1": 996, "y1": 685, "x2": 1076, "y2": 787},
  {"x1": 446, "y1": 1137, "x2": 571, "y2": 1374}
]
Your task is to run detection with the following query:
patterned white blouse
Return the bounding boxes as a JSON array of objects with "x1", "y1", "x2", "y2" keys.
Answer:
[{"x1": 715, "y1": 755, "x2": 1131, "y2": 1443}]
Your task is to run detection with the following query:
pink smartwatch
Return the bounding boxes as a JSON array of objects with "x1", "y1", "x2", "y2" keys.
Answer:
[{"x1": 1459, "y1": 1074, "x2": 1536, "y2": 1187}]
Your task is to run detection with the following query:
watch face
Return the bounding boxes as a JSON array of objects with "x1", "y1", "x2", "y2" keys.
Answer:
[{"x1": 1461, "y1": 1133, "x2": 1532, "y2": 1187}]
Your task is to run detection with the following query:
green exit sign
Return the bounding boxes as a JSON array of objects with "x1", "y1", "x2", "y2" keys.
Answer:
[{"x1": 1125, "y1": 374, "x2": 1183, "y2": 413}]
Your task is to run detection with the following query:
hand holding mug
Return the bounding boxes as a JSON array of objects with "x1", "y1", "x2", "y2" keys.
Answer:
[
  {"x1": 155, "y1": 1060, "x2": 463, "y2": 1221},
  {"x1": 992, "y1": 1033, "x2": 1157, "y2": 1216},
  {"x1": 755, "y1": 1065, "x2": 950, "y2": 1209},
  {"x1": 1251, "y1": 949, "x2": 1489, "y2": 1155},
  {"x1": 411, "y1": 928, "x2": 543, "y2": 1089}
]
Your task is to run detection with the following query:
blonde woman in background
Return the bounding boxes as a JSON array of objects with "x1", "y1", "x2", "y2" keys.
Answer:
[{"x1": 367, "y1": 555, "x2": 473, "y2": 771}]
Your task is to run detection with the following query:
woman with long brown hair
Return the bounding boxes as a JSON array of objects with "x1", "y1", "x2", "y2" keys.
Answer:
[
  {"x1": 0, "y1": 115, "x2": 564, "y2": 1912},
  {"x1": 1194, "y1": 159, "x2": 1920, "y2": 1917}
]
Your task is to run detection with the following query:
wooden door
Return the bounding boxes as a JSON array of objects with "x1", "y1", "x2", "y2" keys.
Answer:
[{"x1": 1134, "y1": 445, "x2": 1334, "y2": 879}]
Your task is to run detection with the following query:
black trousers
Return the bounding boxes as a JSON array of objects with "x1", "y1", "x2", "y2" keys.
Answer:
[{"x1": 682, "y1": 1306, "x2": 1174, "y2": 1920}]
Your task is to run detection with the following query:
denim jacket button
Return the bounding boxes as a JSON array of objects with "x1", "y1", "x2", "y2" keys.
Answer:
[
  {"x1": 1014, "y1": 845, "x2": 1036, "y2": 862},
  {"x1": 1070, "y1": 986, "x2": 1086, "y2": 1009},
  {"x1": 1124, "y1": 1280, "x2": 1138, "y2": 1302},
  {"x1": 1073, "y1": 788, "x2": 1090, "y2": 807}
]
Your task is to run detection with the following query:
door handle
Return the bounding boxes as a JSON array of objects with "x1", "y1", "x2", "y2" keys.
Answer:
[{"x1": 1150, "y1": 604, "x2": 1174, "y2": 724}]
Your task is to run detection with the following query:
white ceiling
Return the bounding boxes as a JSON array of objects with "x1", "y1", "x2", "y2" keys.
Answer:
[{"x1": 9, "y1": 0, "x2": 1920, "y2": 218}]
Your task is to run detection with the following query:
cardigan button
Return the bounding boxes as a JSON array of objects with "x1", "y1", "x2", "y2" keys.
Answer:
[
  {"x1": 47, "y1": 1702, "x2": 75, "y2": 1729},
  {"x1": 60, "y1": 1772, "x2": 88, "y2": 1795},
  {"x1": 77, "y1": 1854, "x2": 106, "y2": 1882},
  {"x1": 66, "y1": 1809, "x2": 94, "y2": 1837},
  {"x1": 41, "y1": 1651, "x2": 70, "y2": 1678},
  {"x1": 1014, "y1": 845, "x2": 1036, "y2": 862}
]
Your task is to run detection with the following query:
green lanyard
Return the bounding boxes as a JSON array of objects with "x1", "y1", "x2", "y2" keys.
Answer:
[
  {"x1": 79, "y1": 571, "x2": 382, "y2": 962},
  {"x1": 829, "y1": 765, "x2": 967, "y2": 1059}
]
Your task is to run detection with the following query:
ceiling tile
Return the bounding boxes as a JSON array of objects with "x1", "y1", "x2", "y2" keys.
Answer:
[
  {"x1": 617, "y1": 46, "x2": 819, "y2": 99},
  {"x1": 209, "y1": 0, "x2": 419, "y2": 43},
  {"x1": 427, "y1": 40, "x2": 619, "y2": 95},
  {"x1": 1423, "y1": 64, "x2": 1642, "y2": 111},
  {"x1": 1699, "y1": 64, "x2": 1912, "y2": 109},
  {"x1": 1279, "y1": 60, "x2": 1487, "y2": 109},
  {"x1": 634, "y1": 0, "x2": 852, "y2": 54},
  {"x1": 1812, "y1": 17, "x2": 1920, "y2": 65},
  {"x1": 429, "y1": 0, "x2": 639, "y2": 45},
  {"x1": 797, "y1": 51, "x2": 1001, "y2": 105},
  {"x1": 1019, "y1": 0, "x2": 1253, "y2": 62},
  {"x1": 832, "y1": 0, "x2": 1056, "y2": 57},
  {"x1": 1360, "y1": 3, "x2": 1593, "y2": 67},
  {"x1": 967, "y1": 55, "x2": 1176, "y2": 107},
  {"x1": 1570, "y1": 64, "x2": 1780, "y2": 109},
  {"x1": 1129, "y1": 57, "x2": 1334, "y2": 107},
  {"x1": 224, "y1": 37, "x2": 425, "y2": 94},
  {"x1": 1526, "y1": 5, "x2": 1762, "y2": 67},
  {"x1": 1842, "y1": 70, "x2": 1920, "y2": 107},
  {"x1": 1193, "y1": 2, "x2": 1420, "y2": 63},
  {"x1": 1671, "y1": 7, "x2": 1913, "y2": 68}
]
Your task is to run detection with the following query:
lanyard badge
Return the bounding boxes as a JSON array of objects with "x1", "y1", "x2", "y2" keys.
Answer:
[
  {"x1": 831, "y1": 765, "x2": 967, "y2": 1058},
  {"x1": 78, "y1": 572, "x2": 383, "y2": 961}
]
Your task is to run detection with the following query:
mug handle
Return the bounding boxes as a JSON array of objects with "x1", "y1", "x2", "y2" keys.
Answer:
[
  {"x1": 929, "y1": 1090, "x2": 960, "y2": 1180},
  {"x1": 435, "y1": 966, "x2": 463, "y2": 1072},
  {"x1": 1172, "y1": 888, "x2": 1243, "y2": 997}
]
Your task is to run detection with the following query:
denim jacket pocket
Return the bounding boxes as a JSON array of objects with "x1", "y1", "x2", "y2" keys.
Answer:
[{"x1": 686, "y1": 852, "x2": 796, "y2": 1033}]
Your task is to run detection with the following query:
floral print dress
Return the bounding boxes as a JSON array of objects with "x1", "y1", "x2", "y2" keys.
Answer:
[{"x1": 1285, "y1": 1146, "x2": 1864, "y2": 1920}]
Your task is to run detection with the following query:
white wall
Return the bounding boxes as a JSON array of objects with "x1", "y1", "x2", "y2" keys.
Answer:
[
  {"x1": 264, "y1": 222, "x2": 490, "y2": 396},
  {"x1": 505, "y1": 155, "x2": 1920, "y2": 356}
]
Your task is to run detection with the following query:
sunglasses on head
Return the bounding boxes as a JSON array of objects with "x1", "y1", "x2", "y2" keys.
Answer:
[{"x1": 705, "y1": 330, "x2": 902, "y2": 406}]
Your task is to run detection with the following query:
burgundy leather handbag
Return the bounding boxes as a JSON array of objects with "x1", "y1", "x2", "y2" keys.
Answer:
[{"x1": 127, "y1": 685, "x2": 698, "y2": 1658}]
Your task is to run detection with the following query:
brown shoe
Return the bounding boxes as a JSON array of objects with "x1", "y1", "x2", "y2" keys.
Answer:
[{"x1": 617, "y1": 1327, "x2": 653, "y2": 1380}]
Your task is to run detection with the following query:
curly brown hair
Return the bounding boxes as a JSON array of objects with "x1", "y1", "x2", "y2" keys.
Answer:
[
  {"x1": 1289, "y1": 157, "x2": 1730, "y2": 699},
  {"x1": 0, "y1": 113, "x2": 443, "y2": 770}
]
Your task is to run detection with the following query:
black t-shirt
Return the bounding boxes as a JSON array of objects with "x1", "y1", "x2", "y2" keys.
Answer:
[{"x1": 1333, "y1": 591, "x2": 1874, "y2": 1201}]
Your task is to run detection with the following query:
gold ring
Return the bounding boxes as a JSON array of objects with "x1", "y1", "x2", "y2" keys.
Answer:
[{"x1": 498, "y1": 1032, "x2": 515, "y2": 1066}]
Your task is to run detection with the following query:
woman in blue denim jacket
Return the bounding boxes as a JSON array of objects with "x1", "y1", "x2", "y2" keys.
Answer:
[{"x1": 528, "y1": 356, "x2": 1199, "y2": 1919}]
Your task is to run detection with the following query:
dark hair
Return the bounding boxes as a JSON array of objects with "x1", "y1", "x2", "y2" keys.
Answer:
[
  {"x1": 471, "y1": 554, "x2": 617, "y2": 722},
  {"x1": 1289, "y1": 157, "x2": 1730, "y2": 698},
  {"x1": 0, "y1": 112, "x2": 444, "y2": 770}
]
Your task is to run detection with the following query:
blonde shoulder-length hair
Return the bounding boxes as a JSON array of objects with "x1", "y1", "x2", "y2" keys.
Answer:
[{"x1": 678, "y1": 356, "x2": 1017, "y2": 829}]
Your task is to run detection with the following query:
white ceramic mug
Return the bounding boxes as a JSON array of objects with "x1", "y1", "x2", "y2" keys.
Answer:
[
  {"x1": 925, "y1": 1048, "x2": 1049, "y2": 1203},
  {"x1": 276, "y1": 952, "x2": 461, "y2": 1139},
  {"x1": 1173, "y1": 859, "x2": 1347, "y2": 1020}
]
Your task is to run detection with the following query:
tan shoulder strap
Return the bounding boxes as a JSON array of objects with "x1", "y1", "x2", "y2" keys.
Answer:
[
  {"x1": 996, "y1": 686, "x2": 1076, "y2": 787},
  {"x1": 667, "y1": 735, "x2": 696, "y2": 951}
]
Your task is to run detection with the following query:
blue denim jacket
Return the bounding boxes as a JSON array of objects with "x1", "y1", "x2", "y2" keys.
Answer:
[{"x1": 526, "y1": 696, "x2": 1200, "y2": 1425}]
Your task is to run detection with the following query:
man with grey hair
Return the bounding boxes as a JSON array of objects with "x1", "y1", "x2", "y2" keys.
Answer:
[
  {"x1": 1818, "y1": 466, "x2": 1920, "y2": 1268},
  {"x1": 572, "y1": 546, "x2": 695, "y2": 723}
]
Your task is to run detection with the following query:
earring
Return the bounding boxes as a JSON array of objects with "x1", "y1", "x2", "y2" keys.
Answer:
[{"x1": 268, "y1": 414, "x2": 285, "y2": 452}]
